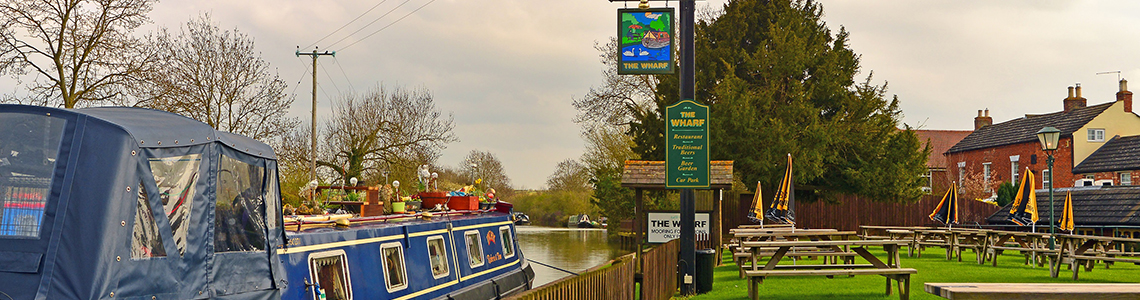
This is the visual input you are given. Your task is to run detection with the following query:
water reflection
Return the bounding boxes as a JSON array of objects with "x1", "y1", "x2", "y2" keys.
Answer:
[{"x1": 516, "y1": 226, "x2": 630, "y2": 287}]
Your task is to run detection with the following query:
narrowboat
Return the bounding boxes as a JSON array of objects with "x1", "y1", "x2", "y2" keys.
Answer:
[{"x1": 0, "y1": 105, "x2": 533, "y2": 300}]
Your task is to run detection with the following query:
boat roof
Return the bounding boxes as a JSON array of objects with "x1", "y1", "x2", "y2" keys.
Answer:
[{"x1": 1, "y1": 104, "x2": 275, "y2": 159}]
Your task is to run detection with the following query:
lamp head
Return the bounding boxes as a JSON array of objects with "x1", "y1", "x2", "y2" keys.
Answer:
[{"x1": 1036, "y1": 126, "x2": 1061, "y2": 151}]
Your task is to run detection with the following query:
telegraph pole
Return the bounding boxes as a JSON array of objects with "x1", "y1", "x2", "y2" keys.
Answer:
[{"x1": 296, "y1": 46, "x2": 335, "y2": 200}]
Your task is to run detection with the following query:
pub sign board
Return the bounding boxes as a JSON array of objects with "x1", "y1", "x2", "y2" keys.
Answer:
[
  {"x1": 617, "y1": 8, "x2": 675, "y2": 75},
  {"x1": 665, "y1": 99, "x2": 709, "y2": 188}
]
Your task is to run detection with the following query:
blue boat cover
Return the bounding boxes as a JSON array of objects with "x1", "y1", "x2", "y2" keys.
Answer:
[{"x1": 0, "y1": 104, "x2": 284, "y2": 300}]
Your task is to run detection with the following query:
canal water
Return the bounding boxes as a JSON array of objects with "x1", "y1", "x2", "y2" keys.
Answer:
[{"x1": 515, "y1": 226, "x2": 630, "y2": 287}]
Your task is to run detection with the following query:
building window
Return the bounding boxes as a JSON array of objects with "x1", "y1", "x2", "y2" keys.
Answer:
[
  {"x1": 1121, "y1": 172, "x2": 1132, "y2": 186},
  {"x1": 1010, "y1": 156, "x2": 1020, "y2": 184},
  {"x1": 958, "y1": 162, "x2": 966, "y2": 187},
  {"x1": 1043, "y1": 169, "x2": 1051, "y2": 189},
  {"x1": 381, "y1": 242, "x2": 408, "y2": 292},
  {"x1": 920, "y1": 170, "x2": 933, "y2": 194},
  {"x1": 1088, "y1": 128, "x2": 1105, "y2": 142},
  {"x1": 983, "y1": 163, "x2": 992, "y2": 186},
  {"x1": 465, "y1": 230, "x2": 484, "y2": 268},
  {"x1": 426, "y1": 236, "x2": 450, "y2": 279}
]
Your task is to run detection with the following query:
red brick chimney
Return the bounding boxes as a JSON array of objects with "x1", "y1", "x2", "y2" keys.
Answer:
[
  {"x1": 974, "y1": 109, "x2": 992, "y2": 130},
  {"x1": 1118, "y1": 79, "x2": 1133, "y2": 113},
  {"x1": 1064, "y1": 84, "x2": 1087, "y2": 112}
]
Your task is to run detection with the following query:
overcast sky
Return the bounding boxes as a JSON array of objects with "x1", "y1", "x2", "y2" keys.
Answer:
[{"x1": 5, "y1": 1, "x2": 1140, "y2": 189}]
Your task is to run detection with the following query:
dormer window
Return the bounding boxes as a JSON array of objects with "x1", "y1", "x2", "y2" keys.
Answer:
[{"x1": 1088, "y1": 128, "x2": 1105, "y2": 142}]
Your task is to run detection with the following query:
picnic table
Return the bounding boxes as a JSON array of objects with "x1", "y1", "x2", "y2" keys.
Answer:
[
  {"x1": 859, "y1": 225, "x2": 929, "y2": 240},
  {"x1": 1050, "y1": 233, "x2": 1140, "y2": 279},
  {"x1": 983, "y1": 230, "x2": 1053, "y2": 267},
  {"x1": 925, "y1": 282, "x2": 1140, "y2": 299},
  {"x1": 909, "y1": 228, "x2": 988, "y2": 263},
  {"x1": 731, "y1": 230, "x2": 855, "y2": 277},
  {"x1": 740, "y1": 239, "x2": 916, "y2": 300}
]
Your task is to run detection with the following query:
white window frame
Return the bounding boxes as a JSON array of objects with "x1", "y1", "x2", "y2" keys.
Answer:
[
  {"x1": 920, "y1": 170, "x2": 933, "y2": 194},
  {"x1": 380, "y1": 242, "x2": 408, "y2": 293},
  {"x1": 1121, "y1": 172, "x2": 1132, "y2": 186},
  {"x1": 983, "y1": 163, "x2": 992, "y2": 183},
  {"x1": 308, "y1": 250, "x2": 353, "y2": 300},
  {"x1": 499, "y1": 226, "x2": 516, "y2": 259},
  {"x1": 426, "y1": 236, "x2": 450, "y2": 279},
  {"x1": 958, "y1": 162, "x2": 966, "y2": 187},
  {"x1": 465, "y1": 230, "x2": 485, "y2": 268},
  {"x1": 1088, "y1": 128, "x2": 1106, "y2": 142},
  {"x1": 1042, "y1": 169, "x2": 1051, "y2": 188},
  {"x1": 1010, "y1": 156, "x2": 1020, "y2": 184}
]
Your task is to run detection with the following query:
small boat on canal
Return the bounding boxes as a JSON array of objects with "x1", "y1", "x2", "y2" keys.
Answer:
[{"x1": 0, "y1": 105, "x2": 533, "y2": 300}]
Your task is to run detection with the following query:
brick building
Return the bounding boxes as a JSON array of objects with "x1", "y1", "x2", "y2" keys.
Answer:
[
  {"x1": 945, "y1": 80, "x2": 1140, "y2": 191},
  {"x1": 914, "y1": 130, "x2": 971, "y2": 195}
]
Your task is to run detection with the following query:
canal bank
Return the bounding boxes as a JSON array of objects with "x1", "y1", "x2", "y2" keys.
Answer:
[{"x1": 515, "y1": 226, "x2": 630, "y2": 286}]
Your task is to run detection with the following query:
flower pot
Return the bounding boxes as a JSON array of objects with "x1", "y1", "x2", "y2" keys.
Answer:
[
  {"x1": 405, "y1": 200, "x2": 422, "y2": 211},
  {"x1": 391, "y1": 202, "x2": 406, "y2": 213}
]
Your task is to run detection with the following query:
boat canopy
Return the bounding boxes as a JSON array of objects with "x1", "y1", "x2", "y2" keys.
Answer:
[{"x1": 0, "y1": 104, "x2": 285, "y2": 300}]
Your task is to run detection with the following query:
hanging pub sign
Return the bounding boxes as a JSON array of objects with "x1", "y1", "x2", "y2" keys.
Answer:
[
  {"x1": 665, "y1": 99, "x2": 709, "y2": 189},
  {"x1": 617, "y1": 8, "x2": 675, "y2": 75}
]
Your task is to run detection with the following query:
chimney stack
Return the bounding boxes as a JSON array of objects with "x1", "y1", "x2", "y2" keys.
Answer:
[
  {"x1": 1118, "y1": 78, "x2": 1133, "y2": 113},
  {"x1": 1064, "y1": 83, "x2": 1087, "y2": 112},
  {"x1": 974, "y1": 109, "x2": 992, "y2": 130}
]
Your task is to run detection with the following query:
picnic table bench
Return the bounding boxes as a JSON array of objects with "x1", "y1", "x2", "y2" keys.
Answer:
[
  {"x1": 1050, "y1": 233, "x2": 1140, "y2": 280},
  {"x1": 858, "y1": 225, "x2": 928, "y2": 240},
  {"x1": 925, "y1": 282, "x2": 1140, "y2": 299},
  {"x1": 731, "y1": 230, "x2": 855, "y2": 277},
  {"x1": 983, "y1": 230, "x2": 1054, "y2": 267},
  {"x1": 740, "y1": 239, "x2": 916, "y2": 300}
]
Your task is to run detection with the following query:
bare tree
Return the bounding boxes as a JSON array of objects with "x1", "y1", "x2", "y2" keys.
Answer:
[
  {"x1": 0, "y1": 0, "x2": 158, "y2": 108},
  {"x1": 546, "y1": 159, "x2": 590, "y2": 192},
  {"x1": 462, "y1": 150, "x2": 512, "y2": 196},
  {"x1": 315, "y1": 86, "x2": 457, "y2": 185},
  {"x1": 135, "y1": 14, "x2": 297, "y2": 141},
  {"x1": 571, "y1": 38, "x2": 659, "y2": 130}
]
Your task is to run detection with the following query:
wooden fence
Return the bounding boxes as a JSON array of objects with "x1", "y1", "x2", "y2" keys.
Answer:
[
  {"x1": 641, "y1": 239, "x2": 679, "y2": 300},
  {"x1": 506, "y1": 253, "x2": 636, "y2": 300},
  {"x1": 726, "y1": 193, "x2": 1003, "y2": 232}
]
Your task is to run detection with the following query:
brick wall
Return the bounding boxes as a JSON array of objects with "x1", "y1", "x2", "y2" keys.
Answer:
[{"x1": 944, "y1": 137, "x2": 1076, "y2": 189}]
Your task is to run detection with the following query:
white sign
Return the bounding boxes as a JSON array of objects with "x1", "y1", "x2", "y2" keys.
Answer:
[{"x1": 647, "y1": 212, "x2": 710, "y2": 243}]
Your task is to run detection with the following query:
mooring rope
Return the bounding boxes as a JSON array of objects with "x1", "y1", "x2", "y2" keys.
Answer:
[{"x1": 526, "y1": 259, "x2": 579, "y2": 276}]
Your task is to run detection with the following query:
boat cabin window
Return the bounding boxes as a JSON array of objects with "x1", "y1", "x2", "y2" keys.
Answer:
[
  {"x1": 381, "y1": 242, "x2": 408, "y2": 292},
  {"x1": 426, "y1": 236, "x2": 449, "y2": 279},
  {"x1": 132, "y1": 182, "x2": 166, "y2": 258},
  {"x1": 0, "y1": 112, "x2": 65, "y2": 238},
  {"x1": 465, "y1": 230, "x2": 484, "y2": 268},
  {"x1": 214, "y1": 153, "x2": 267, "y2": 252},
  {"x1": 148, "y1": 154, "x2": 202, "y2": 256},
  {"x1": 499, "y1": 226, "x2": 515, "y2": 259},
  {"x1": 309, "y1": 250, "x2": 352, "y2": 300}
]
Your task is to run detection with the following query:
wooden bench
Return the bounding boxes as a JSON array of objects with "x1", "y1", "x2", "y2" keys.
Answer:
[
  {"x1": 925, "y1": 282, "x2": 1140, "y2": 299},
  {"x1": 745, "y1": 268, "x2": 917, "y2": 300}
]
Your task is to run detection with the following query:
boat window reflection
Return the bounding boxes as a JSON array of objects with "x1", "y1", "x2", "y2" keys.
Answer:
[
  {"x1": 131, "y1": 182, "x2": 166, "y2": 258},
  {"x1": 427, "y1": 236, "x2": 449, "y2": 279},
  {"x1": 465, "y1": 230, "x2": 484, "y2": 267},
  {"x1": 0, "y1": 112, "x2": 65, "y2": 238},
  {"x1": 214, "y1": 154, "x2": 266, "y2": 252},
  {"x1": 381, "y1": 242, "x2": 408, "y2": 291},
  {"x1": 148, "y1": 154, "x2": 201, "y2": 255},
  {"x1": 500, "y1": 226, "x2": 514, "y2": 258}
]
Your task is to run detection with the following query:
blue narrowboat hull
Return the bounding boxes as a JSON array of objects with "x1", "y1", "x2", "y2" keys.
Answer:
[{"x1": 277, "y1": 213, "x2": 534, "y2": 300}]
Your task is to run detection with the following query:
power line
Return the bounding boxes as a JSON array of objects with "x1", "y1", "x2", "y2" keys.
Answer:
[
  {"x1": 333, "y1": 57, "x2": 356, "y2": 92},
  {"x1": 326, "y1": 0, "x2": 416, "y2": 49},
  {"x1": 319, "y1": 60, "x2": 343, "y2": 96},
  {"x1": 340, "y1": 0, "x2": 439, "y2": 51},
  {"x1": 290, "y1": 56, "x2": 310, "y2": 98},
  {"x1": 304, "y1": 0, "x2": 393, "y2": 50}
]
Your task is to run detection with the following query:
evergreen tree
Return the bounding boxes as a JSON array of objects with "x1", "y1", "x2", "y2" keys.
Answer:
[{"x1": 632, "y1": 0, "x2": 929, "y2": 202}]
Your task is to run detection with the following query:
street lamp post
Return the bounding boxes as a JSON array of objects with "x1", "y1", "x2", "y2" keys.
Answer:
[{"x1": 1036, "y1": 126, "x2": 1061, "y2": 250}]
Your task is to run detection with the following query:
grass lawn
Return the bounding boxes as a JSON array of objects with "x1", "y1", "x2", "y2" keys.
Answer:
[{"x1": 677, "y1": 247, "x2": 1140, "y2": 299}]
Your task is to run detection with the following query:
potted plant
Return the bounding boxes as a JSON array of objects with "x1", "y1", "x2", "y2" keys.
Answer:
[{"x1": 390, "y1": 181, "x2": 406, "y2": 213}]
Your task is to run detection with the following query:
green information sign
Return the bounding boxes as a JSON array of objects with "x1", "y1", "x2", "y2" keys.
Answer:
[
  {"x1": 617, "y1": 8, "x2": 674, "y2": 75},
  {"x1": 666, "y1": 99, "x2": 709, "y2": 189}
]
